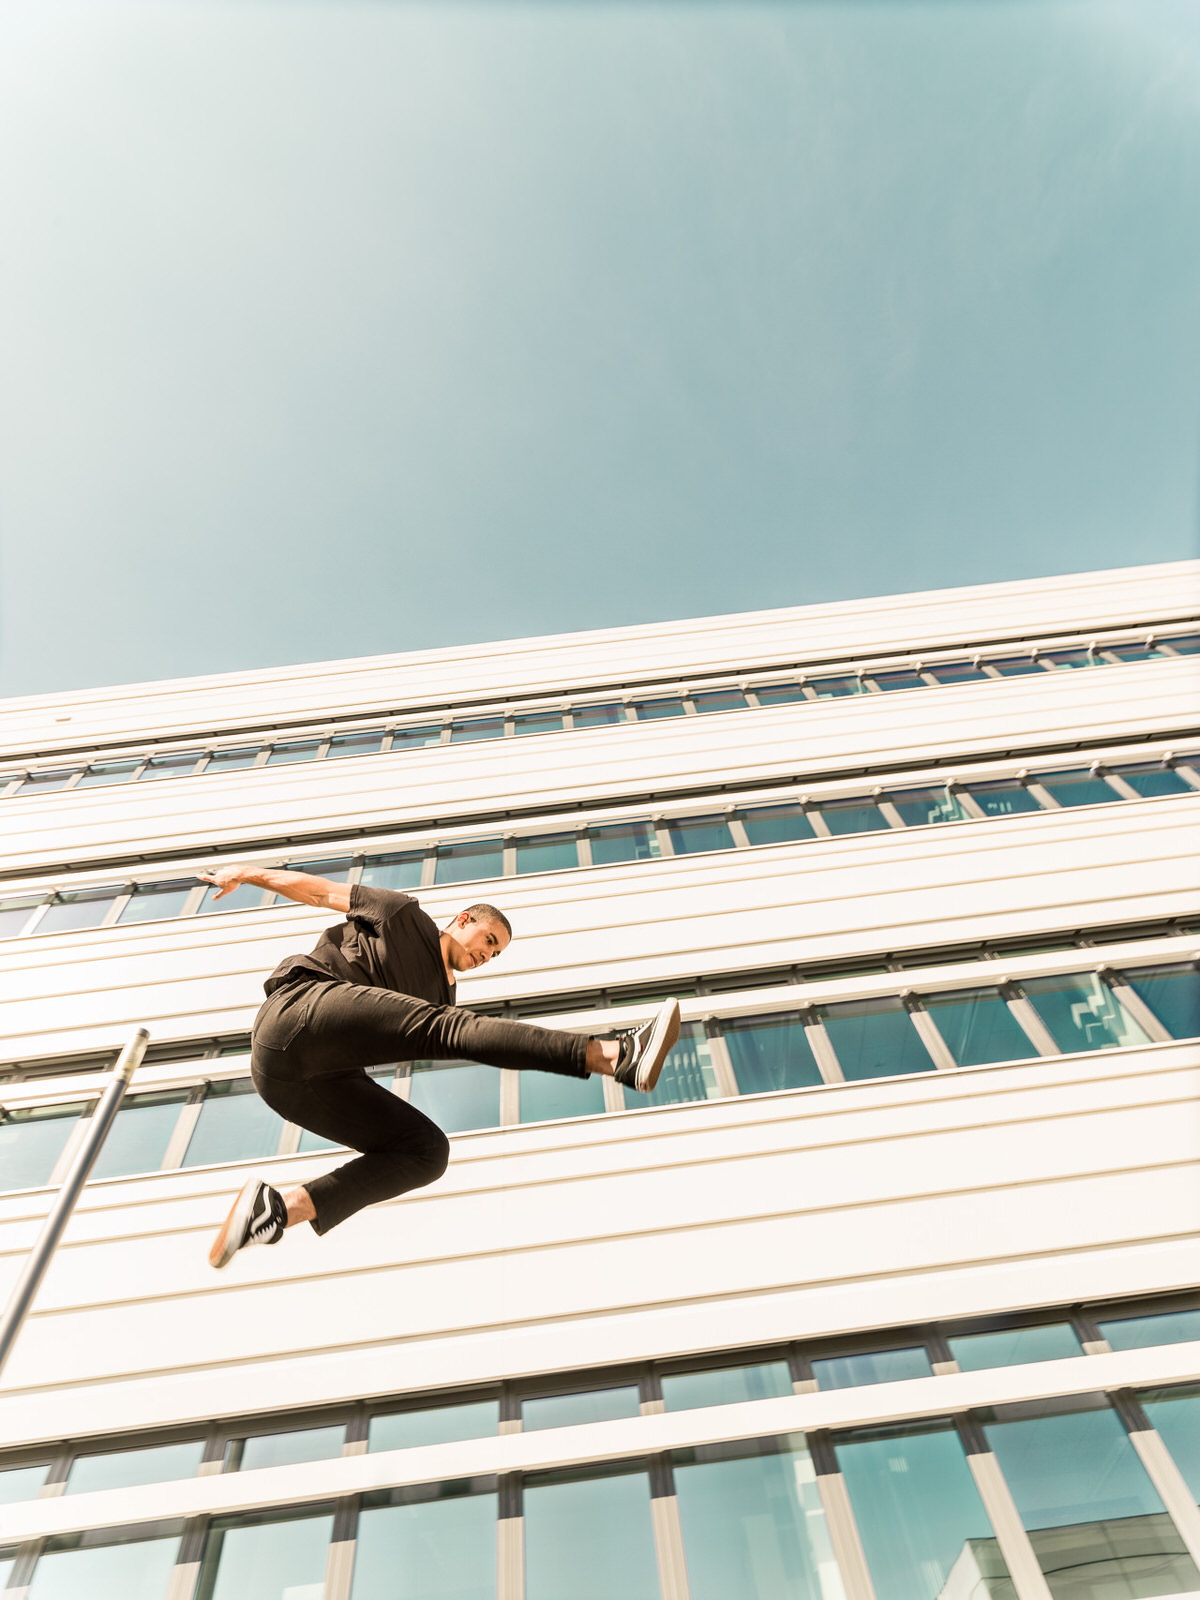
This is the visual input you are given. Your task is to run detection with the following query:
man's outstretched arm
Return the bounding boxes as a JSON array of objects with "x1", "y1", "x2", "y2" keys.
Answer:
[{"x1": 198, "y1": 864, "x2": 352, "y2": 914}]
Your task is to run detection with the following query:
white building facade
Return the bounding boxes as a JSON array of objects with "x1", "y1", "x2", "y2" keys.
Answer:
[{"x1": 0, "y1": 559, "x2": 1198, "y2": 1600}]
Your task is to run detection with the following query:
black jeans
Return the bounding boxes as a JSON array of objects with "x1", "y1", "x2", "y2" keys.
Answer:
[{"x1": 250, "y1": 977, "x2": 590, "y2": 1234}]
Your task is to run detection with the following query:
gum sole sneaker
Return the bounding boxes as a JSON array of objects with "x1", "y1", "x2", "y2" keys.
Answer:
[
  {"x1": 208, "y1": 1177, "x2": 287, "y2": 1269},
  {"x1": 613, "y1": 997, "x2": 681, "y2": 1094}
]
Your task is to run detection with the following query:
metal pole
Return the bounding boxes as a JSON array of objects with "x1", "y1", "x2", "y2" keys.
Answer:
[{"x1": 0, "y1": 1027, "x2": 149, "y2": 1380}]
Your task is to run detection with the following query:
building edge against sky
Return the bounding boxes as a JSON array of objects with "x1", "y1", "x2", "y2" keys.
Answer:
[{"x1": 0, "y1": 558, "x2": 1197, "y2": 1600}]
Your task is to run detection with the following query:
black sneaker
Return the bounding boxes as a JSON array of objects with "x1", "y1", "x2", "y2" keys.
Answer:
[
  {"x1": 613, "y1": 998, "x2": 681, "y2": 1094},
  {"x1": 209, "y1": 1178, "x2": 288, "y2": 1269}
]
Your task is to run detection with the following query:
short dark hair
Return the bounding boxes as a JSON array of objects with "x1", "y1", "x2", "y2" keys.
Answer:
[{"x1": 461, "y1": 902, "x2": 513, "y2": 940}]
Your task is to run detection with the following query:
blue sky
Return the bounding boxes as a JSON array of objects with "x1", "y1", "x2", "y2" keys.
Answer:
[{"x1": 1, "y1": 0, "x2": 1198, "y2": 696}]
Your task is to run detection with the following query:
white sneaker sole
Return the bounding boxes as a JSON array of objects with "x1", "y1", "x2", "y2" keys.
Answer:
[
  {"x1": 636, "y1": 998, "x2": 681, "y2": 1092},
  {"x1": 208, "y1": 1177, "x2": 262, "y2": 1270}
]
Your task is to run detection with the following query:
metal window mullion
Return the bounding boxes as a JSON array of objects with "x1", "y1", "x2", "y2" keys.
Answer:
[
  {"x1": 0, "y1": 776, "x2": 22, "y2": 797},
  {"x1": 101, "y1": 889, "x2": 133, "y2": 928},
  {"x1": 725, "y1": 810, "x2": 751, "y2": 850},
  {"x1": 803, "y1": 1014, "x2": 844, "y2": 1083},
  {"x1": 742, "y1": 689, "x2": 761, "y2": 708},
  {"x1": 1098, "y1": 970, "x2": 1173, "y2": 1043},
  {"x1": 276, "y1": 1121, "x2": 302, "y2": 1157},
  {"x1": 803, "y1": 798, "x2": 832, "y2": 838},
  {"x1": 1002, "y1": 987, "x2": 1062, "y2": 1057},
  {"x1": 378, "y1": 728, "x2": 395, "y2": 753},
  {"x1": 7, "y1": 1535, "x2": 47, "y2": 1598},
  {"x1": 23, "y1": 900, "x2": 52, "y2": 936},
  {"x1": 323, "y1": 1496, "x2": 360, "y2": 1600},
  {"x1": 1173, "y1": 762, "x2": 1200, "y2": 790},
  {"x1": 1072, "y1": 1310, "x2": 1112, "y2": 1356},
  {"x1": 652, "y1": 816, "x2": 674, "y2": 858},
  {"x1": 191, "y1": 753, "x2": 212, "y2": 776},
  {"x1": 393, "y1": 1064, "x2": 413, "y2": 1102},
  {"x1": 701, "y1": 1018, "x2": 739, "y2": 1099},
  {"x1": 503, "y1": 714, "x2": 515, "y2": 738},
  {"x1": 251, "y1": 746, "x2": 271, "y2": 768},
  {"x1": 649, "y1": 1456, "x2": 692, "y2": 1600},
  {"x1": 601, "y1": 1074, "x2": 627, "y2": 1114},
  {"x1": 420, "y1": 846, "x2": 438, "y2": 889},
  {"x1": 575, "y1": 827, "x2": 593, "y2": 869},
  {"x1": 161, "y1": 1088, "x2": 206, "y2": 1170},
  {"x1": 1021, "y1": 778, "x2": 1058, "y2": 811},
  {"x1": 346, "y1": 859, "x2": 364, "y2": 887},
  {"x1": 979, "y1": 663, "x2": 1005, "y2": 680},
  {"x1": 165, "y1": 1517, "x2": 208, "y2": 1600},
  {"x1": 957, "y1": 1431, "x2": 1055, "y2": 1600},
  {"x1": 1098, "y1": 770, "x2": 1141, "y2": 802},
  {"x1": 1105, "y1": 1390, "x2": 1200, "y2": 1569},
  {"x1": 497, "y1": 1475, "x2": 523, "y2": 1600},
  {"x1": 806, "y1": 1434, "x2": 877, "y2": 1600},
  {"x1": 561, "y1": 711, "x2": 576, "y2": 731},
  {"x1": 903, "y1": 996, "x2": 958, "y2": 1071},
  {"x1": 502, "y1": 837, "x2": 517, "y2": 878},
  {"x1": 680, "y1": 696, "x2": 698, "y2": 716},
  {"x1": 45, "y1": 1100, "x2": 99, "y2": 1185},
  {"x1": 180, "y1": 884, "x2": 207, "y2": 918},
  {"x1": 798, "y1": 680, "x2": 818, "y2": 701},
  {"x1": 949, "y1": 783, "x2": 988, "y2": 821},
  {"x1": 499, "y1": 1069, "x2": 520, "y2": 1126},
  {"x1": 874, "y1": 793, "x2": 905, "y2": 830}
]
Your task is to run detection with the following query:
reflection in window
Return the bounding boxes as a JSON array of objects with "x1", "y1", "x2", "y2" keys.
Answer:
[
  {"x1": 266, "y1": 740, "x2": 322, "y2": 764},
  {"x1": 1099, "y1": 1308, "x2": 1200, "y2": 1352},
  {"x1": 514, "y1": 711, "x2": 564, "y2": 736},
  {"x1": 1125, "y1": 966, "x2": 1200, "y2": 1041},
  {"x1": 668, "y1": 815, "x2": 734, "y2": 855},
  {"x1": 870, "y1": 669, "x2": 926, "y2": 692},
  {"x1": 628, "y1": 697, "x2": 686, "y2": 719},
  {"x1": 232, "y1": 1425, "x2": 344, "y2": 1472},
  {"x1": 1105, "y1": 643, "x2": 1169, "y2": 662},
  {"x1": 1040, "y1": 648, "x2": 1098, "y2": 669},
  {"x1": 76, "y1": 760, "x2": 141, "y2": 787},
  {"x1": 1034, "y1": 769, "x2": 1116, "y2": 807},
  {"x1": 391, "y1": 725, "x2": 443, "y2": 750},
  {"x1": 723, "y1": 1014, "x2": 823, "y2": 1094},
  {"x1": 808, "y1": 675, "x2": 865, "y2": 698},
  {"x1": 674, "y1": 1439, "x2": 841, "y2": 1600},
  {"x1": 522, "y1": 1386, "x2": 639, "y2": 1432},
  {"x1": 204, "y1": 747, "x2": 261, "y2": 773},
  {"x1": 813, "y1": 1348, "x2": 933, "y2": 1391},
  {"x1": 196, "y1": 881, "x2": 268, "y2": 915},
  {"x1": 434, "y1": 838, "x2": 502, "y2": 885},
  {"x1": 640, "y1": 1023, "x2": 722, "y2": 1108},
  {"x1": 572, "y1": 703, "x2": 625, "y2": 728},
  {"x1": 360, "y1": 851, "x2": 424, "y2": 892},
  {"x1": 661, "y1": 1361, "x2": 791, "y2": 1412},
  {"x1": 369, "y1": 1400, "x2": 499, "y2": 1452},
  {"x1": 67, "y1": 1439, "x2": 204, "y2": 1495},
  {"x1": 752, "y1": 681, "x2": 809, "y2": 704},
  {"x1": 519, "y1": 1070, "x2": 605, "y2": 1123},
  {"x1": 691, "y1": 690, "x2": 746, "y2": 713},
  {"x1": 284, "y1": 856, "x2": 353, "y2": 882},
  {"x1": 922, "y1": 990, "x2": 1038, "y2": 1066},
  {"x1": 28, "y1": 1531, "x2": 181, "y2": 1600},
  {"x1": 888, "y1": 787, "x2": 971, "y2": 827},
  {"x1": 0, "y1": 896, "x2": 44, "y2": 937},
  {"x1": 818, "y1": 799, "x2": 890, "y2": 836},
  {"x1": 741, "y1": 804, "x2": 815, "y2": 845},
  {"x1": 818, "y1": 998, "x2": 935, "y2": 1081},
  {"x1": 408, "y1": 1062, "x2": 499, "y2": 1134},
  {"x1": 327, "y1": 730, "x2": 385, "y2": 759},
  {"x1": 524, "y1": 1468, "x2": 659, "y2": 1600},
  {"x1": 182, "y1": 1079, "x2": 285, "y2": 1167},
  {"x1": 89, "y1": 1091, "x2": 189, "y2": 1181},
  {"x1": 116, "y1": 882, "x2": 193, "y2": 924},
  {"x1": 516, "y1": 834, "x2": 578, "y2": 874},
  {"x1": 983, "y1": 1402, "x2": 1200, "y2": 1600},
  {"x1": 451, "y1": 717, "x2": 504, "y2": 743},
  {"x1": 835, "y1": 1422, "x2": 1013, "y2": 1600},
  {"x1": 985, "y1": 655, "x2": 1045, "y2": 676},
  {"x1": 948, "y1": 1324, "x2": 1083, "y2": 1371},
  {"x1": 352, "y1": 1488, "x2": 496, "y2": 1600},
  {"x1": 37, "y1": 888, "x2": 118, "y2": 934},
  {"x1": 1021, "y1": 973, "x2": 1150, "y2": 1053},
  {"x1": 1163, "y1": 632, "x2": 1200, "y2": 655},
  {"x1": 197, "y1": 1507, "x2": 334, "y2": 1600},
  {"x1": 0, "y1": 1463, "x2": 48, "y2": 1504},
  {"x1": 1139, "y1": 1386, "x2": 1200, "y2": 1505},
  {"x1": 1110, "y1": 764, "x2": 1192, "y2": 798},
  {"x1": 963, "y1": 780, "x2": 1042, "y2": 817},
  {"x1": 0, "y1": 1104, "x2": 83, "y2": 1191},
  {"x1": 138, "y1": 753, "x2": 202, "y2": 781},
  {"x1": 17, "y1": 769, "x2": 77, "y2": 794},
  {"x1": 589, "y1": 820, "x2": 660, "y2": 866}
]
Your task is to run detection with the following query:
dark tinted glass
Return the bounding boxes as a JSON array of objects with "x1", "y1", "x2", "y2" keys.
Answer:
[
  {"x1": 1104, "y1": 642, "x2": 1168, "y2": 662},
  {"x1": 661, "y1": 1361, "x2": 791, "y2": 1411},
  {"x1": 572, "y1": 703, "x2": 625, "y2": 728},
  {"x1": 38, "y1": 888, "x2": 119, "y2": 933},
  {"x1": 808, "y1": 675, "x2": 864, "y2": 698},
  {"x1": 266, "y1": 740, "x2": 323, "y2": 764},
  {"x1": 1109, "y1": 764, "x2": 1191, "y2": 798},
  {"x1": 741, "y1": 803, "x2": 816, "y2": 846},
  {"x1": 450, "y1": 717, "x2": 504, "y2": 743},
  {"x1": 0, "y1": 898, "x2": 43, "y2": 937},
  {"x1": 925, "y1": 662, "x2": 987, "y2": 684},
  {"x1": 117, "y1": 882, "x2": 193, "y2": 923},
  {"x1": 751, "y1": 681, "x2": 808, "y2": 705},
  {"x1": 923, "y1": 990, "x2": 1038, "y2": 1065},
  {"x1": 949, "y1": 1323, "x2": 1082, "y2": 1371},
  {"x1": 514, "y1": 711, "x2": 564, "y2": 736},
  {"x1": 723, "y1": 1013, "x2": 823, "y2": 1093},
  {"x1": 327, "y1": 731, "x2": 384, "y2": 758},
  {"x1": 284, "y1": 857, "x2": 353, "y2": 882},
  {"x1": 691, "y1": 690, "x2": 746, "y2": 713},
  {"x1": 814, "y1": 1347, "x2": 933, "y2": 1390},
  {"x1": 1021, "y1": 972, "x2": 1150, "y2": 1052},
  {"x1": 819, "y1": 998, "x2": 935, "y2": 1080},
  {"x1": 390, "y1": 725, "x2": 443, "y2": 750},
  {"x1": 888, "y1": 788, "x2": 972, "y2": 827},
  {"x1": 516, "y1": 834, "x2": 578, "y2": 874},
  {"x1": 589, "y1": 821, "x2": 659, "y2": 865},
  {"x1": 76, "y1": 760, "x2": 140, "y2": 786},
  {"x1": 1040, "y1": 648, "x2": 1099, "y2": 669},
  {"x1": 628, "y1": 696, "x2": 686, "y2": 719},
  {"x1": 639, "y1": 1022, "x2": 721, "y2": 1108},
  {"x1": 204, "y1": 747, "x2": 260, "y2": 773},
  {"x1": 1125, "y1": 965, "x2": 1200, "y2": 1040},
  {"x1": 667, "y1": 815, "x2": 734, "y2": 854},
  {"x1": 1035, "y1": 769, "x2": 1116, "y2": 807},
  {"x1": 360, "y1": 852, "x2": 424, "y2": 892},
  {"x1": 1163, "y1": 632, "x2": 1200, "y2": 654},
  {"x1": 522, "y1": 1387, "x2": 639, "y2": 1432},
  {"x1": 819, "y1": 799, "x2": 890, "y2": 835},
  {"x1": 964, "y1": 779, "x2": 1042, "y2": 816},
  {"x1": 434, "y1": 837, "x2": 503, "y2": 885},
  {"x1": 17, "y1": 769, "x2": 77, "y2": 794},
  {"x1": 985, "y1": 655, "x2": 1045, "y2": 676},
  {"x1": 138, "y1": 753, "x2": 202, "y2": 781},
  {"x1": 870, "y1": 669, "x2": 925, "y2": 692},
  {"x1": 1100, "y1": 1308, "x2": 1200, "y2": 1350}
]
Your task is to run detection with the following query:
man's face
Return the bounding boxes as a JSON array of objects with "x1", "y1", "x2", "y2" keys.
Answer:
[{"x1": 444, "y1": 912, "x2": 510, "y2": 972}]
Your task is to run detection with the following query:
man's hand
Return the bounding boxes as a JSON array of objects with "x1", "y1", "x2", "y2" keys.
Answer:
[{"x1": 198, "y1": 865, "x2": 254, "y2": 901}]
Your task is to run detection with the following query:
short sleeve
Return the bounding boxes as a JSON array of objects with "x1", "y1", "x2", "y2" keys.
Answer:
[{"x1": 349, "y1": 883, "x2": 415, "y2": 928}]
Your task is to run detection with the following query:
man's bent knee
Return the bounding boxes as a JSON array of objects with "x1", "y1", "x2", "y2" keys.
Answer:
[{"x1": 404, "y1": 1125, "x2": 450, "y2": 1188}]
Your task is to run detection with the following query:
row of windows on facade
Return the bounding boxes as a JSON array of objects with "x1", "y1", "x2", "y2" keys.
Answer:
[
  {"x1": 2, "y1": 1369, "x2": 1199, "y2": 1600},
  {"x1": 2, "y1": 964, "x2": 1194, "y2": 1196},
  {"x1": 3, "y1": 755, "x2": 1195, "y2": 941},
  {"x1": 7, "y1": 630, "x2": 1197, "y2": 798}
]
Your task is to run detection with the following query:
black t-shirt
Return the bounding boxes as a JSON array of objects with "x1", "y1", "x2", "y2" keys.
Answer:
[{"x1": 264, "y1": 885, "x2": 454, "y2": 1007}]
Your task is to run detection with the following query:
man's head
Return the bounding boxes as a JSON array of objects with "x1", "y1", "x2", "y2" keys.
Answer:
[{"x1": 441, "y1": 903, "x2": 513, "y2": 973}]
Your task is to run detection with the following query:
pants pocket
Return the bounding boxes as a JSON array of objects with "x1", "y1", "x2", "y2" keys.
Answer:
[{"x1": 253, "y1": 983, "x2": 318, "y2": 1051}]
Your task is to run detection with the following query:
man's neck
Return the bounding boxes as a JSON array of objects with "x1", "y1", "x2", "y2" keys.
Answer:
[{"x1": 439, "y1": 931, "x2": 457, "y2": 986}]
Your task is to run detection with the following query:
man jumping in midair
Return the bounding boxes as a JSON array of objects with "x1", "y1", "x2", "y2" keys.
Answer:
[{"x1": 201, "y1": 864, "x2": 680, "y2": 1268}]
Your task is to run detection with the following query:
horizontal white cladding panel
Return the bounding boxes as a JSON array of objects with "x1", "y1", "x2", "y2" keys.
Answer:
[
  {"x1": 2, "y1": 658, "x2": 1197, "y2": 875},
  {"x1": 3, "y1": 560, "x2": 1196, "y2": 754},
  {"x1": 0, "y1": 1042, "x2": 1195, "y2": 1447},
  {"x1": 0, "y1": 799, "x2": 1195, "y2": 1059}
]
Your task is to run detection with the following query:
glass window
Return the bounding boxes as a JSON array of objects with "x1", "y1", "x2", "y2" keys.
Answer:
[
  {"x1": 741, "y1": 803, "x2": 816, "y2": 846},
  {"x1": 450, "y1": 717, "x2": 504, "y2": 743},
  {"x1": 284, "y1": 856, "x2": 353, "y2": 882},
  {"x1": 1139, "y1": 1386, "x2": 1200, "y2": 1504},
  {"x1": 818, "y1": 998, "x2": 936, "y2": 1081},
  {"x1": 0, "y1": 1463, "x2": 48, "y2": 1503},
  {"x1": 369, "y1": 1400, "x2": 499, "y2": 1453},
  {"x1": 628, "y1": 696, "x2": 686, "y2": 719},
  {"x1": 639, "y1": 1022, "x2": 723, "y2": 1108},
  {"x1": 985, "y1": 654, "x2": 1046, "y2": 676},
  {"x1": 67, "y1": 1439, "x2": 203, "y2": 1495},
  {"x1": 234, "y1": 1425, "x2": 344, "y2": 1472},
  {"x1": 351, "y1": 1488, "x2": 496, "y2": 1600},
  {"x1": 16, "y1": 769, "x2": 77, "y2": 794},
  {"x1": 588, "y1": 820, "x2": 660, "y2": 866},
  {"x1": 723, "y1": 1013, "x2": 823, "y2": 1093},
  {"x1": 29, "y1": 1531, "x2": 181, "y2": 1600},
  {"x1": 963, "y1": 779, "x2": 1042, "y2": 817},
  {"x1": 1099, "y1": 1308, "x2": 1200, "y2": 1351},
  {"x1": 138, "y1": 752, "x2": 202, "y2": 781},
  {"x1": 197, "y1": 1507, "x2": 334, "y2": 1600},
  {"x1": 1040, "y1": 648, "x2": 1100, "y2": 669},
  {"x1": 266, "y1": 740, "x2": 323, "y2": 764},
  {"x1": 76, "y1": 760, "x2": 141, "y2": 787},
  {"x1": 116, "y1": 881, "x2": 193, "y2": 924},
  {"x1": 813, "y1": 1347, "x2": 933, "y2": 1390},
  {"x1": 408, "y1": 1062, "x2": 499, "y2": 1134},
  {"x1": 1034, "y1": 768, "x2": 1117, "y2": 807},
  {"x1": 983, "y1": 1402, "x2": 1200, "y2": 1600},
  {"x1": 181, "y1": 1079, "x2": 285, "y2": 1167},
  {"x1": 870, "y1": 669, "x2": 926, "y2": 692},
  {"x1": 673, "y1": 1439, "x2": 841, "y2": 1600},
  {"x1": 1162, "y1": 632, "x2": 1200, "y2": 655},
  {"x1": 522, "y1": 1386, "x2": 639, "y2": 1432},
  {"x1": 922, "y1": 990, "x2": 1039, "y2": 1066},
  {"x1": 888, "y1": 787, "x2": 972, "y2": 827},
  {"x1": 204, "y1": 747, "x2": 261, "y2": 773},
  {"x1": 691, "y1": 689, "x2": 747, "y2": 713},
  {"x1": 667, "y1": 814, "x2": 734, "y2": 854},
  {"x1": 0, "y1": 1103, "x2": 84, "y2": 1191},
  {"x1": 948, "y1": 1324, "x2": 1083, "y2": 1371},
  {"x1": 817, "y1": 799, "x2": 890, "y2": 835},
  {"x1": 37, "y1": 887, "x2": 119, "y2": 934},
  {"x1": 434, "y1": 837, "x2": 502, "y2": 885},
  {"x1": 89, "y1": 1090, "x2": 189, "y2": 1180},
  {"x1": 1021, "y1": 972, "x2": 1151, "y2": 1053},
  {"x1": 1108, "y1": 763, "x2": 1192, "y2": 798},
  {"x1": 808, "y1": 675, "x2": 865, "y2": 698},
  {"x1": 1124, "y1": 965, "x2": 1200, "y2": 1041},
  {"x1": 751, "y1": 681, "x2": 809, "y2": 704},
  {"x1": 1105, "y1": 642, "x2": 1170, "y2": 662},
  {"x1": 514, "y1": 711, "x2": 564, "y2": 736},
  {"x1": 571, "y1": 703, "x2": 626, "y2": 728},
  {"x1": 360, "y1": 851, "x2": 425, "y2": 892},
  {"x1": 516, "y1": 833, "x2": 578, "y2": 874},
  {"x1": 661, "y1": 1361, "x2": 792, "y2": 1411},
  {"x1": 520, "y1": 1070, "x2": 605, "y2": 1123},
  {"x1": 835, "y1": 1422, "x2": 1013, "y2": 1600},
  {"x1": 195, "y1": 881, "x2": 268, "y2": 915},
  {"x1": 327, "y1": 730, "x2": 385, "y2": 759},
  {"x1": 926, "y1": 662, "x2": 988, "y2": 684},
  {"x1": 390, "y1": 724, "x2": 443, "y2": 750},
  {"x1": 524, "y1": 1468, "x2": 659, "y2": 1600},
  {"x1": 0, "y1": 896, "x2": 45, "y2": 937}
]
